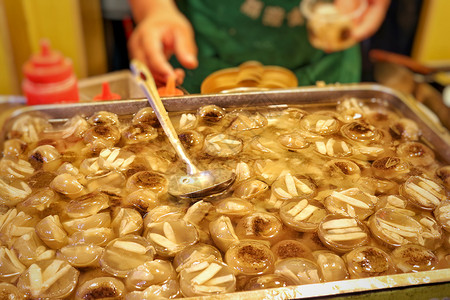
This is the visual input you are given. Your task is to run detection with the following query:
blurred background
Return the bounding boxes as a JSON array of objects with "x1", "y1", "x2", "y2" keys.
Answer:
[{"x1": 0, "y1": 0, "x2": 449, "y2": 95}]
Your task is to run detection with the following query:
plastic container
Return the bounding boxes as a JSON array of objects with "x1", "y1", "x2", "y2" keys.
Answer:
[
  {"x1": 93, "y1": 82, "x2": 121, "y2": 101},
  {"x1": 157, "y1": 77, "x2": 184, "y2": 97},
  {"x1": 300, "y1": 0, "x2": 367, "y2": 52},
  {"x1": 22, "y1": 40, "x2": 79, "y2": 105},
  {"x1": 200, "y1": 61, "x2": 298, "y2": 94}
]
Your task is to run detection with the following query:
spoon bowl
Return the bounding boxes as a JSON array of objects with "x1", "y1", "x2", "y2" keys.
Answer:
[
  {"x1": 130, "y1": 60, "x2": 236, "y2": 200},
  {"x1": 169, "y1": 169, "x2": 236, "y2": 199}
]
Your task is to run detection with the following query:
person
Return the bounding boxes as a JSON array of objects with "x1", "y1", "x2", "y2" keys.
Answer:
[{"x1": 128, "y1": 0, "x2": 390, "y2": 93}]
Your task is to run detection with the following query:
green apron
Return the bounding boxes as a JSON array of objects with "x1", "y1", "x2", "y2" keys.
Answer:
[{"x1": 175, "y1": 0, "x2": 361, "y2": 93}]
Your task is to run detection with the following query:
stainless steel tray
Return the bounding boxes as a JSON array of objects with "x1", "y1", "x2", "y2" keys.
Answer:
[{"x1": 3, "y1": 83, "x2": 450, "y2": 299}]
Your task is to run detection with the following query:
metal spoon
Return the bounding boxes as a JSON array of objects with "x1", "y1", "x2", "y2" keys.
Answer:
[{"x1": 130, "y1": 60, "x2": 236, "y2": 200}]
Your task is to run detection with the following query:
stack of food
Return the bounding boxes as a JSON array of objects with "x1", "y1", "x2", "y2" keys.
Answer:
[{"x1": 0, "y1": 96, "x2": 448, "y2": 299}]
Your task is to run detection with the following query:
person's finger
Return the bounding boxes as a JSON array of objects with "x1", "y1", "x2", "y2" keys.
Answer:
[
  {"x1": 153, "y1": 71, "x2": 171, "y2": 87},
  {"x1": 352, "y1": 0, "x2": 390, "y2": 41},
  {"x1": 140, "y1": 30, "x2": 176, "y2": 80},
  {"x1": 152, "y1": 68, "x2": 184, "y2": 88},
  {"x1": 174, "y1": 68, "x2": 185, "y2": 85},
  {"x1": 127, "y1": 34, "x2": 145, "y2": 61},
  {"x1": 128, "y1": 34, "x2": 168, "y2": 83},
  {"x1": 163, "y1": 47, "x2": 174, "y2": 61},
  {"x1": 129, "y1": 46, "x2": 146, "y2": 64},
  {"x1": 129, "y1": 40, "x2": 157, "y2": 73},
  {"x1": 173, "y1": 25, "x2": 198, "y2": 69},
  {"x1": 161, "y1": 31, "x2": 175, "y2": 60},
  {"x1": 334, "y1": 0, "x2": 359, "y2": 14}
]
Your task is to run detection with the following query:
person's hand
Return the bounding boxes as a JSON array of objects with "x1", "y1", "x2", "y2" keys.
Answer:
[
  {"x1": 128, "y1": 0, "x2": 198, "y2": 86},
  {"x1": 336, "y1": 0, "x2": 391, "y2": 42},
  {"x1": 353, "y1": 0, "x2": 391, "y2": 41}
]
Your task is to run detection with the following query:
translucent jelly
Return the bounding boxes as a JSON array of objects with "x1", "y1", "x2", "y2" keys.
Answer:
[{"x1": 1, "y1": 98, "x2": 449, "y2": 299}]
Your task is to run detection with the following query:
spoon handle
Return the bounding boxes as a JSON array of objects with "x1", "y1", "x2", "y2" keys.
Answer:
[{"x1": 130, "y1": 59, "x2": 199, "y2": 175}]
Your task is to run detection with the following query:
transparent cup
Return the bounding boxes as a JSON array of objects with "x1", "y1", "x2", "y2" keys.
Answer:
[{"x1": 301, "y1": 0, "x2": 368, "y2": 52}]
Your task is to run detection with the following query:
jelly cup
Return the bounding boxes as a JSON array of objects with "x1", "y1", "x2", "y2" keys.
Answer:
[
  {"x1": 179, "y1": 260, "x2": 236, "y2": 297},
  {"x1": 301, "y1": 0, "x2": 368, "y2": 52},
  {"x1": 344, "y1": 246, "x2": 396, "y2": 278},
  {"x1": 318, "y1": 214, "x2": 370, "y2": 253}
]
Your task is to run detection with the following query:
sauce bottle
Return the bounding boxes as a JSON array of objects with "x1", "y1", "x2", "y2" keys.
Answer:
[{"x1": 22, "y1": 39, "x2": 79, "y2": 105}]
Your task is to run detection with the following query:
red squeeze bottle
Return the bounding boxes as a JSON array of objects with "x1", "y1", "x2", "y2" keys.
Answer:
[{"x1": 22, "y1": 40, "x2": 79, "y2": 105}]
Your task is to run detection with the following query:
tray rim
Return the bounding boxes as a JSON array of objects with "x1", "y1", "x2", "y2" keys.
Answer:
[
  {"x1": 182, "y1": 268, "x2": 450, "y2": 300},
  {"x1": 4, "y1": 83, "x2": 443, "y2": 124},
  {"x1": 0, "y1": 83, "x2": 410, "y2": 114}
]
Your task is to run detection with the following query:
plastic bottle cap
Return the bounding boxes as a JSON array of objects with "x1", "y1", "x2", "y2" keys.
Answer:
[
  {"x1": 157, "y1": 76, "x2": 184, "y2": 96},
  {"x1": 94, "y1": 82, "x2": 121, "y2": 101},
  {"x1": 23, "y1": 39, "x2": 75, "y2": 83}
]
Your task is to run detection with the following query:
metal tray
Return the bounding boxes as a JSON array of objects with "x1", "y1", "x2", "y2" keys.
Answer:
[
  {"x1": 2, "y1": 83, "x2": 450, "y2": 299},
  {"x1": 5, "y1": 83, "x2": 450, "y2": 163}
]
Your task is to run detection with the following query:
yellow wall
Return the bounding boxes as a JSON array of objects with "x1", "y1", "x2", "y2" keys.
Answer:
[
  {"x1": 0, "y1": 0, "x2": 106, "y2": 95},
  {"x1": 80, "y1": 0, "x2": 107, "y2": 77},
  {"x1": 0, "y1": 1, "x2": 19, "y2": 94},
  {"x1": 412, "y1": 0, "x2": 450, "y2": 66}
]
